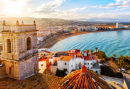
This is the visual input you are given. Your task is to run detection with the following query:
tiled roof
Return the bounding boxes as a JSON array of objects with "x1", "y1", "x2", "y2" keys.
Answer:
[
  {"x1": 58, "y1": 65, "x2": 113, "y2": 89},
  {"x1": 93, "y1": 55, "x2": 98, "y2": 63},
  {"x1": 39, "y1": 57, "x2": 48, "y2": 61},
  {"x1": 58, "y1": 56, "x2": 73, "y2": 61},
  {"x1": 76, "y1": 53, "x2": 83, "y2": 59},
  {"x1": 84, "y1": 54, "x2": 92, "y2": 60},
  {"x1": 83, "y1": 51, "x2": 87, "y2": 53},
  {"x1": 69, "y1": 53, "x2": 76, "y2": 56},
  {"x1": 44, "y1": 50, "x2": 51, "y2": 53}
]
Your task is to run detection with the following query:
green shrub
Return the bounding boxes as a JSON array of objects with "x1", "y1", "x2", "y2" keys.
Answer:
[
  {"x1": 101, "y1": 65, "x2": 116, "y2": 77},
  {"x1": 56, "y1": 68, "x2": 67, "y2": 77},
  {"x1": 117, "y1": 72, "x2": 123, "y2": 78}
]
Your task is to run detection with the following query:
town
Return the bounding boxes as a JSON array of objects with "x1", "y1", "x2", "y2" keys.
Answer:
[{"x1": 0, "y1": 20, "x2": 129, "y2": 89}]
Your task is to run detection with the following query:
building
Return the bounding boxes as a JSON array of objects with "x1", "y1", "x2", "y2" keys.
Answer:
[
  {"x1": 116, "y1": 23, "x2": 124, "y2": 29},
  {"x1": 58, "y1": 65, "x2": 114, "y2": 89},
  {"x1": 86, "y1": 26, "x2": 98, "y2": 31},
  {"x1": 38, "y1": 57, "x2": 49, "y2": 73},
  {"x1": 48, "y1": 49, "x2": 101, "y2": 75},
  {"x1": 0, "y1": 20, "x2": 38, "y2": 80},
  {"x1": 57, "y1": 56, "x2": 75, "y2": 73}
]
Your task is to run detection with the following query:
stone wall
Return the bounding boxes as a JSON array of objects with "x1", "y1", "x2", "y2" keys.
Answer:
[
  {"x1": 19, "y1": 54, "x2": 38, "y2": 80},
  {"x1": 51, "y1": 66, "x2": 57, "y2": 75},
  {"x1": 0, "y1": 66, "x2": 6, "y2": 78},
  {"x1": 3, "y1": 61, "x2": 19, "y2": 79}
]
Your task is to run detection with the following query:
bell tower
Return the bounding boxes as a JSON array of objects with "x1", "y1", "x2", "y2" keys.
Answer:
[{"x1": 1, "y1": 20, "x2": 38, "y2": 80}]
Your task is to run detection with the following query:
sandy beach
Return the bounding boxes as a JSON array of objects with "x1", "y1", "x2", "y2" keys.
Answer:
[{"x1": 39, "y1": 31, "x2": 102, "y2": 49}]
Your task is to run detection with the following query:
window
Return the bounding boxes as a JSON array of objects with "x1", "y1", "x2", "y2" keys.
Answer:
[
  {"x1": 65, "y1": 63, "x2": 66, "y2": 65},
  {"x1": 85, "y1": 63, "x2": 86, "y2": 65},
  {"x1": 88, "y1": 63, "x2": 89, "y2": 65},
  {"x1": 7, "y1": 39, "x2": 11, "y2": 53},
  {"x1": 91, "y1": 63, "x2": 93, "y2": 65},
  {"x1": 88, "y1": 67, "x2": 89, "y2": 69},
  {"x1": 91, "y1": 67, "x2": 92, "y2": 69},
  {"x1": 41, "y1": 64, "x2": 43, "y2": 66},
  {"x1": 96, "y1": 71, "x2": 98, "y2": 73},
  {"x1": 27, "y1": 37, "x2": 31, "y2": 50}
]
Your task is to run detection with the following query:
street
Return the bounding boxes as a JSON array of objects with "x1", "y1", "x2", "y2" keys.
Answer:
[{"x1": 123, "y1": 73, "x2": 130, "y2": 89}]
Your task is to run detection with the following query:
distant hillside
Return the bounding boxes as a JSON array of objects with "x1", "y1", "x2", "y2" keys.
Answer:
[{"x1": 0, "y1": 17, "x2": 94, "y2": 27}]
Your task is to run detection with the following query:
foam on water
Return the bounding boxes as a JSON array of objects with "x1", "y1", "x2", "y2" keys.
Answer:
[{"x1": 50, "y1": 30, "x2": 130, "y2": 57}]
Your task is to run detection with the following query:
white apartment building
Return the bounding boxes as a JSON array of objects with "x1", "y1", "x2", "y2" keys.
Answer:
[
  {"x1": 39, "y1": 49, "x2": 101, "y2": 75},
  {"x1": 57, "y1": 56, "x2": 75, "y2": 73},
  {"x1": 116, "y1": 23, "x2": 124, "y2": 29}
]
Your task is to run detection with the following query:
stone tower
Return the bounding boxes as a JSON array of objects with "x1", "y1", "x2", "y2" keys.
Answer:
[{"x1": 1, "y1": 20, "x2": 38, "y2": 80}]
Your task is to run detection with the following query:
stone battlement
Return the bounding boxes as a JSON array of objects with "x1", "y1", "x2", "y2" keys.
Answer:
[
  {"x1": 2, "y1": 25, "x2": 36, "y2": 33},
  {"x1": 2, "y1": 20, "x2": 36, "y2": 33}
]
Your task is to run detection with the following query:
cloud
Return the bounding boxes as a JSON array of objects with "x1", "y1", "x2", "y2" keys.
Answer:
[
  {"x1": 93, "y1": 0, "x2": 130, "y2": 8},
  {"x1": 69, "y1": 7, "x2": 87, "y2": 12},
  {"x1": 35, "y1": 0, "x2": 66, "y2": 14}
]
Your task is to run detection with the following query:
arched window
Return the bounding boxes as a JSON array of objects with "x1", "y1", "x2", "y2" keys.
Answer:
[
  {"x1": 27, "y1": 37, "x2": 31, "y2": 50},
  {"x1": 7, "y1": 39, "x2": 11, "y2": 53}
]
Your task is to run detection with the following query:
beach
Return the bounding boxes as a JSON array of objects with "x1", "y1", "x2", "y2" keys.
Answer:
[{"x1": 39, "y1": 31, "x2": 102, "y2": 49}]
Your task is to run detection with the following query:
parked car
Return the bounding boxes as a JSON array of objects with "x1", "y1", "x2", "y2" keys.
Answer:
[{"x1": 120, "y1": 68, "x2": 126, "y2": 73}]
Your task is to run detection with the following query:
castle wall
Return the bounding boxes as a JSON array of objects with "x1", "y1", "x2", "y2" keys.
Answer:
[
  {"x1": 19, "y1": 54, "x2": 38, "y2": 80},
  {"x1": 3, "y1": 25, "x2": 36, "y2": 32},
  {"x1": 4, "y1": 61, "x2": 19, "y2": 79},
  {"x1": 1, "y1": 21, "x2": 38, "y2": 80},
  {"x1": 0, "y1": 66, "x2": 6, "y2": 78},
  {"x1": 2, "y1": 32, "x2": 37, "y2": 61}
]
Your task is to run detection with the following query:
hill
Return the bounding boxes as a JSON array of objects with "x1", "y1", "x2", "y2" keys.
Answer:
[{"x1": 0, "y1": 17, "x2": 93, "y2": 26}]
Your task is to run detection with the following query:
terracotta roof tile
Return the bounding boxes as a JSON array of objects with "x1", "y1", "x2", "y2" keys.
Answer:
[
  {"x1": 58, "y1": 65, "x2": 113, "y2": 89},
  {"x1": 84, "y1": 54, "x2": 92, "y2": 60},
  {"x1": 58, "y1": 56, "x2": 73, "y2": 61},
  {"x1": 39, "y1": 57, "x2": 48, "y2": 61}
]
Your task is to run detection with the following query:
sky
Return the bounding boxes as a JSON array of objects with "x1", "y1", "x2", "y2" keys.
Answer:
[{"x1": 0, "y1": 0, "x2": 130, "y2": 22}]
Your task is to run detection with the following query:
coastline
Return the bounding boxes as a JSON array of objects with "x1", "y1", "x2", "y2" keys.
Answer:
[{"x1": 39, "y1": 31, "x2": 103, "y2": 49}]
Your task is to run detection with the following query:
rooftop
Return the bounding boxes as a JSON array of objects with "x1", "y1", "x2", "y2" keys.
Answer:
[
  {"x1": 84, "y1": 54, "x2": 92, "y2": 60},
  {"x1": 58, "y1": 65, "x2": 114, "y2": 89},
  {"x1": 58, "y1": 56, "x2": 74, "y2": 61},
  {"x1": 39, "y1": 57, "x2": 48, "y2": 62}
]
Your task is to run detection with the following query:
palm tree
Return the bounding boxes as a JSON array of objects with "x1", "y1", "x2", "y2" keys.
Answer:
[
  {"x1": 90, "y1": 49, "x2": 93, "y2": 55},
  {"x1": 113, "y1": 54, "x2": 116, "y2": 58},
  {"x1": 86, "y1": 49, "x2": 89, "y2": 53},
  {"x1": 86, "y1": 49, "x2": 89, "y2": 56},
  {"x1": 95, "y1": 47, "x2": 98, "y2": 52}
]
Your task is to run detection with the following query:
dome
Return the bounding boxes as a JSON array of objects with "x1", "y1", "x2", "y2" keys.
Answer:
[{"x1": 58, "y1": 65, "x2": 114, "y2": 89}]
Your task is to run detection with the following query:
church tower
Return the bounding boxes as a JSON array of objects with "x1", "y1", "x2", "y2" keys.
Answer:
[{"x1": 1, "y1": 20, "x2": 38, "y2": 80}]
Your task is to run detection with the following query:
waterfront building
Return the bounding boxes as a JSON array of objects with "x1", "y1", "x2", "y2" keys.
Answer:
[
  {"x1": 39, "y1": 49, "x2": 101, "y2": 75},
  {"x1": 116, "y1": 23, "x2": 124, "y2": 29},
  {"x1": 38, "y1": 57, "x2": 49, "y2": 73}
]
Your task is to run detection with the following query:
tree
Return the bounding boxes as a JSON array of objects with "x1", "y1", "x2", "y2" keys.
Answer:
[
  {"x1": 113, "y1": 54, "x2": 116, "y2": 58},
  {"x1": 97, "y1": 51, "x2": 107, "y2": 60},
  {"x1": 118, "y1": 55, "x2": 130, "y2": 69},
  {"x1": 90, "y1": 49, "x2": 93, "y2": 55},
  {"x1": 95, "y1": 47, "x2": 98, "y2": 52},
  {"x1": 86, "y1": 49, "x2": 89, "y2": 53}
]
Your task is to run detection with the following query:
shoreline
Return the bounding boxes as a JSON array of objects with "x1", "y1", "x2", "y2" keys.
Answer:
[
  {"x1": 39, "y1": 31, "x2": 103, "y2": 49},
  {"x1": 39, "y1": 29, "x2": 130, "y2": 49}
]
